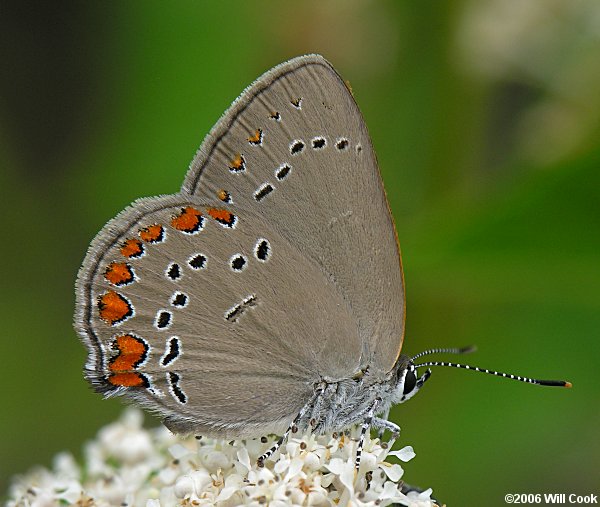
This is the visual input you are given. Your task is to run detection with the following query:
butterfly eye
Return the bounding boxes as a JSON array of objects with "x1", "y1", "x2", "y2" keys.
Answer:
[{"x1": 403, "y1": 367, "x2": 417, "y2": 395}]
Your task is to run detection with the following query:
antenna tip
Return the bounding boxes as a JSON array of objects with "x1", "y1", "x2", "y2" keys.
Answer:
[
  {"x1": 460, "y1": 345, "x2": 477, "y2": 354},
  {"x1": 564, "y1": 381, "x2": 573, "y2": 388}
]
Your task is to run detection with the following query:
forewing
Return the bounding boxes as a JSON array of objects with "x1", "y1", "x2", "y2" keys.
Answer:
[
  {"x1": 74, "y1": 194, "x2": 360, "y2": 437},
  {"x1": 183, "y1": 55, "x2": 405, "y2": 374}
]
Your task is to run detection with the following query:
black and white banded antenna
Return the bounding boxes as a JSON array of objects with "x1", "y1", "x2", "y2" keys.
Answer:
[
  {"x1": 411, "y1": 345, "x2": 476, "y2": 362},
  {"x1": 411, "y1": 348, "x2": 572, "y2": 388}
]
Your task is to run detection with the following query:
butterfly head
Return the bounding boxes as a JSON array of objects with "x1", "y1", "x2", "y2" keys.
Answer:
[
  {"x1": 390, "y1": 354, "x2": 432, "y2": 405},
  {"x1": 389, "y1": 345, "x2": 571, "y2": 407}
]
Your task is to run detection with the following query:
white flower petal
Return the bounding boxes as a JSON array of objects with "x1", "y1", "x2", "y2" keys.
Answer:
[
  {"x1": 325, "y1": 457, "x2": 345, "y2": 475},
  {"x1": 269, "y1": 501, "x2": 290, "y2": 507},
  {"x1": 202, "y1": 450, "x2": 229, "y2": 472},
  {"x1": 357, "y1": 450, "x2": 377, "y2": 471},
  {"x1": 379, "y1": 479, "x2": 402, "y2": 499},
  {"x1": 273, "y1": 455, "x2": 290, "y2": 474},
  {"x1": 55, "y1": 480, "x2": 84, "y2": 503},
  {"x1": 236, "y1": 447, "x2": 251, "y2": 471},
  {"x1": 286, "y1": 456, "x2": 304, "y2": 479},
  {"x1": 158, "y1": 466, "x2": 178, "y2": 485},
  {"x1": 338, "y1": 460, "x2": 356, "y2": 493},
  {"x1": 303, "y1": 451, "x2": 321, "y2": 470},
  {"x1": 216, "y1": 485, "x2": 238, "y2": 501},
  {"x1": 380, "y1": 462, "x2": 404, "y2": 482},
  {"x1": 307, "y1": 491, "x2": 330, "y2": 506},
  {"x1": 404, "y1": 487, "x2": 435, "y2": 507},
  {"x1": 52, "y1": 453, "x2": 80, "y2": 480},
  {"x1": 248, "y1": 466, "x2": 275, "y2": 484},
  {"x1": 168, "y1": 443, "x2": 191, "y2": 460},
  {"x1": 388, "y1": 445, "x2": 416, "y2": 462}
]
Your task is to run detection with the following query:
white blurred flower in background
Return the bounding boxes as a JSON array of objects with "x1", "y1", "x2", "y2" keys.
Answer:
[{"x1": 457, "y1": 0, "x2": 600, "y2": 164}]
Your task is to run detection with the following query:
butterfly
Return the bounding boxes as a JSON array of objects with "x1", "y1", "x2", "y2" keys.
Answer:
[{"x1": 74, "y1": 54, "x2": 570, "y2": 470}]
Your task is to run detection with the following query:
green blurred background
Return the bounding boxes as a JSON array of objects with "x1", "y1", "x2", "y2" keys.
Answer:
[{"x1": 1, "y1": 1, "x2": 598, "y2": 504}]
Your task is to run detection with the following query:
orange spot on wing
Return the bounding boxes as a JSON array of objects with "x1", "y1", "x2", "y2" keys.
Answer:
[
  {"x1": 247, "y1": 129, "x2": 262, "y2": 144},
  {"x1": 108, "y1": 372, "x2": 147, "y2": 387},
  {"x1": 139, "y1": 224, "x2": 164, "y2": 243},
  {"x1": 109, "y1": 334, "x2": 147, "y2": 372},
  {"x1": 104, "y1": 262, "x2": 134, "y2": 286},
  {"x1": 217, "y1": 189, "x2": 230, "y2": 202},
  {"x1": 229, "y1": 154, "x2": 246, "y2": 172},
  {"x1": 98, "y1": 291, "x2": 132, "y2": 325},
  {"x1": 171, "y1": 206, "x2": 203, "y2": 233},
  {"x1": 120, "y1": 238, "x2": 144, "y2": 258},
  {"x1": 207, "y1": 207, "x2": 236, "y2": 227}
]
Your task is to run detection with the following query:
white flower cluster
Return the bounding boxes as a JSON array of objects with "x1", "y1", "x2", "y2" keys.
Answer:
[{"x1": 6, "y1": 409, "x2": 435, "y2": 507}]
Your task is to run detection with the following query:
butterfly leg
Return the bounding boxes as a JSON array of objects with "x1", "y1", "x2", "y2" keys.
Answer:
[
  {"x1": 257, "y1": 415, "x2": 300, "y2": 467},
  {"x1": 377, "y1": 408, "x2": 390, "y2": 439},
  {"x1": 355, "y1": 397, "x2": 381, "y2": 470},
  {"x1": 257, "y1": 391, "x2": 320, "y2": 467},
  {"x1": 371, "y1": 417, "x2": 400, "y2": 449},
  {"x1": 372, "y1": 416, "x2": 399, "y2": 437},
  {"x1": 308, "y1": 383, "x2": 336, "y2": 432}
]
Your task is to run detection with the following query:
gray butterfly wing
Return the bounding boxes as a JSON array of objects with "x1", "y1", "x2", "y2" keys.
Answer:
[
  {"x1": 74, "y1": 194, "x2": 361, "y2": 437},
  {"x1": 183, "y1": 54, "x2": 405, "y2": 375}
]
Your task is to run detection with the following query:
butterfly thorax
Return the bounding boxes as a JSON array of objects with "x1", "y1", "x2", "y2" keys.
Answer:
[{"x1": 302, "y1": 354, "x2": 414, "y2": 434}]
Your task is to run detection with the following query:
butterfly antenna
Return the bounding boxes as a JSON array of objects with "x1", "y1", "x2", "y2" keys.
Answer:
[
  {"x1": 414, "y1": 360, "x2": 572, "y2": 388},
  {"x1": 411, "y1": 345, "x2": 476, "y2": 362}
]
